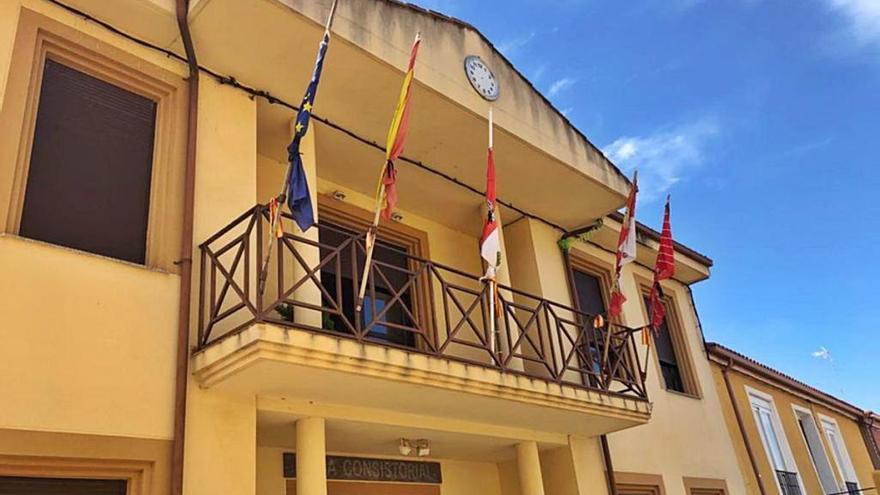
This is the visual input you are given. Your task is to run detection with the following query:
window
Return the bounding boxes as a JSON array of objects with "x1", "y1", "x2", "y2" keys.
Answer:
[
  {"x1": 0, "y1": 476, "x2": 126, "y2": 494},
  {"x1": 748, "y1": 390, "x2": 804, "y2": 495},
  {"x1": 20, "y1": 58, "x2": 157, "y2": 264},
  {"x1": 682, "y1": 477, "x2": 729, "y2": 495},
  {"x1": 820, "y1": 416, "x2": 859, "y2": 493},
  {"x1": 571, "y1": 267, "x2": 611, "y2": 385},
  {"x1": 615, "y1": 472, "x2": 665, "y2": 495},
  {"x1": 642, "y1": 294, "x2": 685, "y2": 393},
  {"x1": 318, "y1": 220, "x2": 416, "y2": 348},
  {"x1": 793, "y1": 406, "x2": 839, "y2": 495}
]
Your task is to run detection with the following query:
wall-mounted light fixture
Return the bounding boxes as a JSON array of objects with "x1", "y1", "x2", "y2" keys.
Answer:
[
  {"x1": 398, "y1": 438, "x2": 429, "y2": 457},
  {"x1": 416, "y1": 439, "x2": 430, "y2": 457},
  {"x1": 391, "y1": 212, "x2": 404, "y2": 222},
  {"x1": 332, "y1": 190, "x2": 347, "y2": 201},
  {"x1": 398, "y1": 438, "x2": 412, "y2": 456}
]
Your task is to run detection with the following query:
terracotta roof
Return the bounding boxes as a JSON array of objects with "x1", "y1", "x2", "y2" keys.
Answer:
[
  {"x1": 380, "y1": 0, "x2": 631, "y2": 189},
  {"x1": 608, "y1": 211, "x2": 714, "y2": 267},
  {"x1": 706, "y1": 342, "x2": 867, "y2": 419}
]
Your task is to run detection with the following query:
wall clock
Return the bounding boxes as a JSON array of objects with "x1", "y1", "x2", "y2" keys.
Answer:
[{"x1": 464, "y1": 55, "x2": 499, "y2": 101}]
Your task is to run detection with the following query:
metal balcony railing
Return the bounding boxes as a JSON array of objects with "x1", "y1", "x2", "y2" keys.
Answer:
[
  {"x1": 775, "y1": 470, "x2": 802, "y2": 495},
  {"x1": 197, "y1": 204, "x2": 648, "y2": 400}
]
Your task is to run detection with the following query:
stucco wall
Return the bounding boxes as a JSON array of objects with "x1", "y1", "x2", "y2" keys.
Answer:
[
  {"x1": 503, "y1": 216, "x2": 748, "y2": 495},
  {"x1": 0, "y1": 235, "x2": 179, "y2": 439},
  {"x1": 711, "y1": 364, "x2": 877, "y2": 495}
]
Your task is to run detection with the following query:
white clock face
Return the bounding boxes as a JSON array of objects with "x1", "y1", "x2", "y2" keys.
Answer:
[{"x1": 464, "y1": 55, "x2": 499, "y2": 101}]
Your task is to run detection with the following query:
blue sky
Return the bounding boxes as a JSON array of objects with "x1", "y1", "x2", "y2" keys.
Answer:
[{"x1": 410, "y1": 0, "x2": 880, "y2": 411}]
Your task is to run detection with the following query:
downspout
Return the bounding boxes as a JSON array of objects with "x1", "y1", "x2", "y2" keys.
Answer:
[
  {"x1": 172, "y1": 1, "x2": 199, "y2": 495},
  {"x1": 722, "y1": 358, "x2": 768, "y2": 495},
  {"x1": 600, "y1": 435, "x2": 619, "y2": 495}
]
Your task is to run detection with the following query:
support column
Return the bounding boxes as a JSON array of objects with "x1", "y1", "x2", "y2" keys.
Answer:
[
  {"x1": 296, "y1": 417, "x2": 327, "y2": 495},
  {"x1": 184, "y1": 76, "x2": 258, "y2": 495},
  {"x1": 516, "y1": 441, "x2": 546, "y2": 495}
]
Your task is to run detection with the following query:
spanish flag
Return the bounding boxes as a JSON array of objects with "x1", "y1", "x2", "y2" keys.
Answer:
[{"x1": 380, "y1": 33, "x2": 421, "y2": 220}]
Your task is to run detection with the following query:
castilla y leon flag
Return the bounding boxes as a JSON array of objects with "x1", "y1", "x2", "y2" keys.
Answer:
[
  {"x1": 609, "y1": 172, "x2": 638, "y2": 318},
  {"x1": 380, "y1": 33, "x2": 421, "y2": 220},
  {"x1": 480, "y1": 146, "x2": 500, "y2": 278},
  {"x1": 646, "y1": 196, "x2": 675, "y2": 343}
]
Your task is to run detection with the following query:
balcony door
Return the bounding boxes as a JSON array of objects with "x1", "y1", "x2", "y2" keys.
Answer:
[
  {"x1": 570, "y1": 267, "x2": 609, "y2": 386},
  {"x1": 319, "y1": 220, "x2": 417, "y2": 348},
  {"x1": 794, "y1": 407, "x2": 839, "y2": 495}
]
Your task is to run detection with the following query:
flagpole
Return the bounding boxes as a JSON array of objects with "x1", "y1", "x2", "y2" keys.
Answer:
[
  {"x1": 487, "y1": 107, "x2": 497, "y2": 356},
  {"x1": 356, "y1": 180, "x2": 385, "y2": 314},
  {"x1": 641, "y1": 326, "x2": 652, "y2": 382},
  {"x1": 258, "y1": 0, "x2": 339, "y2": 295}
]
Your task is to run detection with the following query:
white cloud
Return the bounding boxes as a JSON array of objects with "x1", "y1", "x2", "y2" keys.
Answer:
[
  {"x1": 497, "y1": 31, "x2": 536, "y2": 58},
  {"x1": 560, "y1": 107, "x2": 574, "y2": 117},
  {"x1": 547, "y1": 77, "x2": 576, "y2": 97},
  {"x1": 604, "y1": 117, "x2": 720, "y2": 202},
  {"x1": 825, "y1": 0, "x2": 880, "y2": 47}
]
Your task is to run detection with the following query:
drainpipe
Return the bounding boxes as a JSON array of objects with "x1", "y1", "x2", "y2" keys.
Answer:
[
  {"x1": 171, "y1": 1, "x2": 199, "y2": 495},
  {"x1": 722, "y1": 358, "x2": 768, "y2": 495},
  {"x1": 600, "y1": 435, "x2": 619, "y2": 495}
]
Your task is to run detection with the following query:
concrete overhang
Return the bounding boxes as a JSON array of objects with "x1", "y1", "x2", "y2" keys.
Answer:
[
  {"x1": 66, "y1": 0, "x2": 633, "y2": 230},
  {"x1": 193, "y1": 324, "x2": 651, "y2": 438}
]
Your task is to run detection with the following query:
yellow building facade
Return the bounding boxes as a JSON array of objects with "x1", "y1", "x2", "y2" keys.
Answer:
[
  {"x1": 0, "y1": 1, "x2": 869, "y2": 495},
  {"x1": 708, "y1": 344, "x2": 879, "y2": 495}
]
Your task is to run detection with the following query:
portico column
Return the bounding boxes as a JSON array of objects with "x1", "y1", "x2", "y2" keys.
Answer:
[
  {"x1": 289, "y1": 120, "x2": 322, "y2": 328},
  {"x1": 516, "y1": 441, "x2": 546, "y2": 495},
  {"x1": 296, "y1": 417, "x2": 327, "y2": 495}
]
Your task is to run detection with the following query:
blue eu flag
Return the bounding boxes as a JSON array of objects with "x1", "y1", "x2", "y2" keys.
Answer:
[{"x1": 286, "y1": 32, "x2": 329, "y2": 232}]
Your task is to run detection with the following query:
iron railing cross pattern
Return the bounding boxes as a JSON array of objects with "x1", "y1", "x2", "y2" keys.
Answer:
[{"x1": 197, "y1": 204, "x2": 648, "y2": 401}]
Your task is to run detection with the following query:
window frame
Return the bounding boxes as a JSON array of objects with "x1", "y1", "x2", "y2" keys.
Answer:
[
  {"x1": 636, "y1": 278, "x2": 702, "y2": 398},
  {"x1": 0, "y1": 9, "x2": 186, "y2": 271},
  {"x1": 682, "y1": 476, "x2": 729, "y2": 495},
  {"x1": 565, "y1": 250, "x2": 634, "y2": 388},
  {"x1": 0, "y1": 454, "x2": 152, "y2": 495},
  {"x1": 746, "y1": 387, "x2": 807, "y2": 495},
  {"x1": 316, "y1": 194, "x2": 436, "y2": 350},
  {"x1": 818, "y1": 414, "x2": 860, "y2": 489},
  {"x1": 615, "y1": 471, "x2": 666, "y2": 495}
]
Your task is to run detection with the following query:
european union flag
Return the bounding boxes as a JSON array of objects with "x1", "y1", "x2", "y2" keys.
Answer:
[{"x1": 286, "y1": 32, "x2": 330, "y2": 231}]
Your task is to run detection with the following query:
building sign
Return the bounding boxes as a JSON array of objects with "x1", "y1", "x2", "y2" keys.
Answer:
[{"x1": 282, "y1": 453, "x2": 442, "y2": 484}]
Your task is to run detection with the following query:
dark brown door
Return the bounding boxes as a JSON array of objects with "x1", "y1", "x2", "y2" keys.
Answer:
[{"x1": 0, "y1": 476, "x2": 127, "y2": 494}]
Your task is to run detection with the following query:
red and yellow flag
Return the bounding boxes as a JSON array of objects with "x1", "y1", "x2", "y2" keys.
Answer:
[{"x1": 379, "y1": 33, "x2": 421, "y2": 220}]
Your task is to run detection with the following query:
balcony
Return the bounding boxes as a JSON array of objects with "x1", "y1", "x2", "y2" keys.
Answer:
[{"x1": 192, "y1": 205, "x2": 650, "y2": 436}]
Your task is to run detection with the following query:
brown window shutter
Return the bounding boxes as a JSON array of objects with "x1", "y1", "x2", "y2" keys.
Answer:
[{"x1": 20, "y1": 58, "x2": 157, "y2": 264}]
